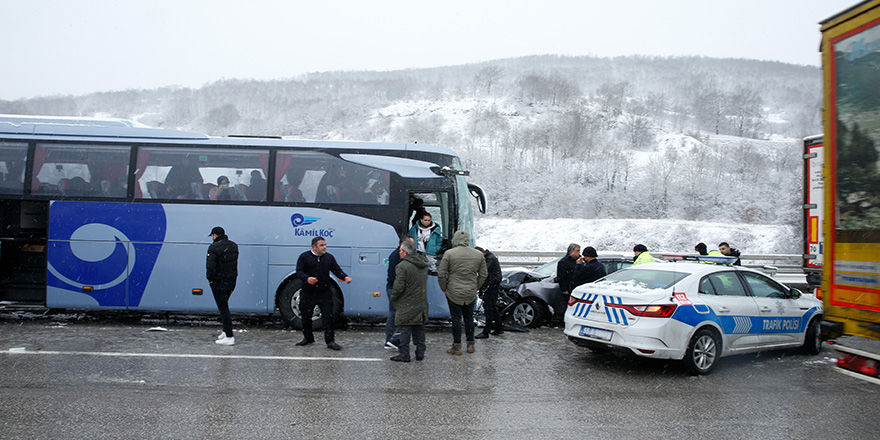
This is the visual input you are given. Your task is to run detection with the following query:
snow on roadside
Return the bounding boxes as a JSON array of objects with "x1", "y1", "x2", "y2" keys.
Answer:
[{"x1": 474, "y1": 217, "x2": 797, "y2": 255}]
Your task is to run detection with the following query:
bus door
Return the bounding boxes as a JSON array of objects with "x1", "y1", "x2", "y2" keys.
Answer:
[{"x1": 409, "y1": 190, "x2": 454, "y2": 317}]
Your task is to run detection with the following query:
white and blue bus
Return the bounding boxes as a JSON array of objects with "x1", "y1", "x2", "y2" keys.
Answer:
[{"x1": 0, "y1": 115, "x2": 486, "y2": 328}]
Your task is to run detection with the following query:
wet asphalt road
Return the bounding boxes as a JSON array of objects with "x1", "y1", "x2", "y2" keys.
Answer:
[{"x1": 0, "y1": 312, "x2": 878, "y2": 439}]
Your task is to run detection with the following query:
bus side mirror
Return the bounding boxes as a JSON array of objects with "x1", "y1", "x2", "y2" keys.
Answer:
[{"x1": 468, "y1": 184, "x2": 487, "y2": 214}]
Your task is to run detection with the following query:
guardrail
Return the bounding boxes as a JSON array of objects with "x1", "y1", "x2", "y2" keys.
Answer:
[{"x1": 494, "y1": 250, "x2": 803, "y2": 274}]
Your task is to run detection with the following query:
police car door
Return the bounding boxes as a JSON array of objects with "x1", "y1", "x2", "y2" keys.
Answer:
[
  {"x1": 739, "y1": 271, "x2": 805, "y2": 346},
  {"x1": 697, "y1": 271, "x2": 762, "y2": 350}
]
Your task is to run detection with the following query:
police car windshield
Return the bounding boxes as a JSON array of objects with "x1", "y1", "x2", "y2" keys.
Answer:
[{"x1": 601, "y1": 268, "x2": 689, "y2": 290}]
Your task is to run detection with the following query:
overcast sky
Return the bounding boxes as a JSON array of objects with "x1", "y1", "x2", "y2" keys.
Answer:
[{"x1": 0, "y1": 0, "x2": 859, "y2": 100}]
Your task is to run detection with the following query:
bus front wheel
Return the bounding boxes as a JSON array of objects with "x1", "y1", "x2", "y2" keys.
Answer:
[{"x1": 277, "y1": 279, "x2": 344, "y2": 330}]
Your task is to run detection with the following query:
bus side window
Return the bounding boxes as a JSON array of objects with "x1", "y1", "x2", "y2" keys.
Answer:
[
  {"x1": 0, "y1": 142, "x2": 28, "y2": 195},
  {"x1": 136, "y1": 147, "x2": 268, "y2": 201},
  {"x1": 31, "y1": 143, "x2": 130, "y2": 199},
  {"x1": 274, "y1": 151, "x2": 390, "y2": 205}
]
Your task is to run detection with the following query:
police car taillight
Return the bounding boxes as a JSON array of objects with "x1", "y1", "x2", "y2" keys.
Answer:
[
  {"x1": 606, "y1": 303, "x2": 677, "y2": 318},
  {"x1": 568, "y1": 296, "x2": 594, "y2": 307},
  {"x1": 837, "y1": 353, "x2": 879, "y2": 378}
]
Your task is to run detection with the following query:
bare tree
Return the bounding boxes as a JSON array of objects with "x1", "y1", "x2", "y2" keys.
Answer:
[
  {"x1": 621, "y1": 112, "x2": 653, "y2": 150},
  {"x1": 726, "y1": 86, "x2": 765, "y2": 138},
  {"x1": 595, "y1": 82, "x2": 630, "y2": 113},
  {"x1": 692, "y1": 86, "x2": 726, "y2": 135},
  {"x1": 515, "y1": 72, "x2": 579, "y2": 105},
  {"x1": 473, "y1": 66, "x2": 504, "y2": 96}
]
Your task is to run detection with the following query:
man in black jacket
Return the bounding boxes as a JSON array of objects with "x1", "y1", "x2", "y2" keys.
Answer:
[
  {"x1": 475, "y1": 247, "x2": 503, "y2": 338},
  {"x1": 571, "y1": 246, "x2": 606, "y2": 290},
  {"x1": 295, "y1": 236, "x2": 352, "y2": 350},
  {"x1": 207, "y1": 226, "x2": 239, "y2": 346},
  {"x1": 556, "y1": 243, "x2": 582, "y2": 296}
]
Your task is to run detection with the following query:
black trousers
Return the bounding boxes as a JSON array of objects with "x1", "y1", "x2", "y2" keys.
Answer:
[
  {"x1": 482, "y1": 287, "x2": 503, "y2": 333},
  {"x1": 447, "y1": 299, "x2": 475, "y2": 344},
  {"x1": 300, "y1": 290, "x2": 336, "y2": 343},
  {"x1": 210, "y1": 280, "x2": 235, "y2": 338},
  {"x1": 397, "y1": 324, "x2": 426, "y2": 360}
]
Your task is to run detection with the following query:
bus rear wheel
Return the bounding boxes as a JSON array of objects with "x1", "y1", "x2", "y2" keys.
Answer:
[{"x1": 277, "y1": 280, "x2": 344, "y2": 330}]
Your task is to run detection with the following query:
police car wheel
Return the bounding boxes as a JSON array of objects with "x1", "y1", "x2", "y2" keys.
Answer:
[
  {"x1": 684, "y1": 328, "x2": 720, "y2": 375},
  {"x1": 801, "y1": 318, "x2": 822, "y2": 355}
]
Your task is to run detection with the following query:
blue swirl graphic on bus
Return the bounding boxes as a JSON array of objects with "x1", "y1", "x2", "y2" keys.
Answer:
[
  {"x1": 291, "y1": 213, "x2": 320, "y2": 228},
  {"x1": 47, "y1": 202, "x2": 166, "y2": 307}
]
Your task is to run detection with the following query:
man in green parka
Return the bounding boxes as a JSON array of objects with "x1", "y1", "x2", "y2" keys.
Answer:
[
  {"x1": 390, "y1": 239, "x2": 430, "y2": 362},
  {"x1": 438, "y1": 230, "x2": 488, "y2": 355}
]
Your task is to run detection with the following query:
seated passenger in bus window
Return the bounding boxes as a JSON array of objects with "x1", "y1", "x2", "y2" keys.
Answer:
[
  {"x1": 235, "y1": 184, "x2": 248, "y2": 201},
  {"x1": 249, "y1": 170, "x2": 267, "y2": 201},
  {"x1": 164, "y1": 160, "x2": 202, "y2": 199},
  {"x1": 209, "y1": 175, "x2": 234, "y2": 201},
  {"x1": 362, "y1": 178, "x2": 388, "y2": 204},
  {"x1": 108, "y1": 175, "x2": 128, "y2": 197},
  {"x1": 0, "y1": 160, "x2": 25, "y2": 193},
  {"x1": 316, "y1": 167, "x2": 345, "y2": 204},
  {"x1": 66, "y1": 176, "x2": 93, "y2": 196}
]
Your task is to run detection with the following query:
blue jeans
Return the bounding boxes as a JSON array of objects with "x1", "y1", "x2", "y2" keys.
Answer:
[{"x1": 447, "y1": 298, "x2": 475, "y2": 344}]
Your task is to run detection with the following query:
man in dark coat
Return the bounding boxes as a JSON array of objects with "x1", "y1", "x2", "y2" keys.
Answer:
[
  {"x1": 475, "y1": 247, "x2": 503, "y2": 339},
  {"x1": 389, "y1": 239, "x2": 429, "y2": 362},
  {"x1": 207, "y1": 226, "x2": 238, "y2": 346},
  {"x1": 571, "y1": 246, "x2": 607, "y2": 290},
  {"x1": 384, "y1": 236, "x2": 414, "y2": 350},
  {"x1": 295, "y1": 236, "x2": 352, "y2": 350},
  {"x1": 556, "y1": 243, "x2": 582, "y2": 296}
]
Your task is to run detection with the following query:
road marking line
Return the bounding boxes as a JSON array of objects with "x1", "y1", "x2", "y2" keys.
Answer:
[{"x1": 3, "y1": 348, "x2": 382, "y2": 362}]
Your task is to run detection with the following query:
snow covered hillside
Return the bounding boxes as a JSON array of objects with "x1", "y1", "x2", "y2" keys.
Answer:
[{"x1": 474, "y1": 217, "x2": 799, "y2": 255}]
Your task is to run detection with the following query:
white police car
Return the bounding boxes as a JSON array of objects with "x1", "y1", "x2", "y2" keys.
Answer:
[{"x1": 563, "y1": 259, "x2": 824, "y2": 374}]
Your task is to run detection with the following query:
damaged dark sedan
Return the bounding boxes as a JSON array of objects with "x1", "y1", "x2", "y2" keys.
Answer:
[{"x1": 492, "y1": 254, "x2": 633, "y2": 328}]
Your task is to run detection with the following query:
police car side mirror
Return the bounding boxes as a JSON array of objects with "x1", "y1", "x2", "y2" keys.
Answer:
[{"x1": 790, "y1": 288, "x2": 802, "y2": 299}]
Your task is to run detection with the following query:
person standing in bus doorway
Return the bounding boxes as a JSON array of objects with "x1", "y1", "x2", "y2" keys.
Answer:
[
  {"x1": 389, "y1": 239, "x2": 429, "y2": 362},
  {"x1": 438, "y1": 230, "x2": 487, "y2": 355},
  {"x1": 474, "y1": 247, "x2": 503, "y2": 339},
  {"x1": 295, "y1": 236, "x2": 352, "y2": 350},
  {"x1": 385, "y1": 236, "x2": 415, "y2": 350},
  {"x1": 408, "y1": 212, "x2": 442, "y2": 255},
  {"x1": 207, "y1": 226, "x2": 238, "y2": 346}
]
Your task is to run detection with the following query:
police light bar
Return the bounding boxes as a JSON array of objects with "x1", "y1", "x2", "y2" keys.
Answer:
[{"x1": 660, "y1": 254, "x2": 739, "y2": 265}]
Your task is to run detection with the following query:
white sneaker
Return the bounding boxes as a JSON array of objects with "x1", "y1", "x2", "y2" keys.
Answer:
[
  {"x1": 215, "y1": 336, "x2": 235, "y2": 346},
  {"x1": 218, "y1": 333, "x2": 227, "y2": 340},
  {"x1": 384, "y1": 341, "x2": 398, "y2": 350}
]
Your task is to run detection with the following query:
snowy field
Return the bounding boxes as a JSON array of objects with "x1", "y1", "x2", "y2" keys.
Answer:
[{"x1": 474, "y1": 217, "x2": 799, "y2": 255}]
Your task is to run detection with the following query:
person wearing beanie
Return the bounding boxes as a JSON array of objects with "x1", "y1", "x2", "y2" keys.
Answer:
[
  {"x1": 633, "y1": 244, "x2": 655, "y2": 265},
  {"x1": 571, "y1": 246, "x2": 607, "y2": 289}
]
